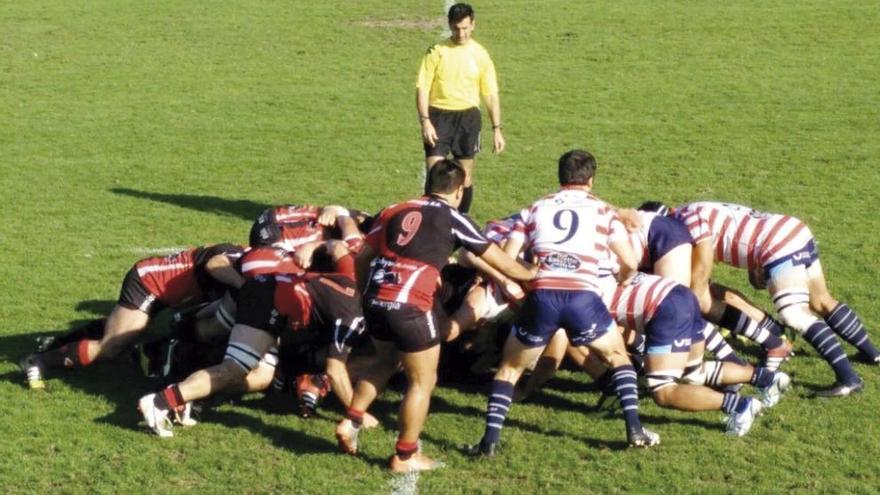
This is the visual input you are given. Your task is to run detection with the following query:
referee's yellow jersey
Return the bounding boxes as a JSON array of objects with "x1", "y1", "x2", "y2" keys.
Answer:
[{"x1": 416, "y1": 39, "x2": 498, "y2": 111}]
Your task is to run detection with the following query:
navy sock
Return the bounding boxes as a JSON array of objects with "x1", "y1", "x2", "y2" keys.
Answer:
[
  {"x1": 826, "y1": 303, "x2": 880, "y2": 359},
  {"x1": 759, "y1": 316, "x2": 785, "y2": 337},
  {"x1": 721, "y1": 392, "x2": 742, "y2": 414},
  {"x1": 611, "y1": 365, "x2": 642, "y2": 431},
  {"x1": 803, "y1": 321, "x2": 860, "y2": 384},
  {"x1": 703, "y1": 325, "x2": 747, "y2": 366},
  {"x1": 719, "y1": 306, "x2": 783, "y2": 349},
  {"x1": 749, "y1": 367, "x2": 774, "y2": 388},
  {"x1": 482, "y1": 380, "x2": 514, "y2": 444}
]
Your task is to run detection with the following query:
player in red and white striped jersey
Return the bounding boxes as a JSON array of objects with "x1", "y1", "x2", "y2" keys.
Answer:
[
  {"x1": 606, "y1": 272, "x2": 789, "y2": 436},
  {"x1": 20, "y1": 244, "x2": 245, "y2": 389},
  {"x1": 673, "y1": 201, "x2": 877, "y2": 396},
  {"x1": 467, "y1": 150, "x2": 658, "y2": 456}
]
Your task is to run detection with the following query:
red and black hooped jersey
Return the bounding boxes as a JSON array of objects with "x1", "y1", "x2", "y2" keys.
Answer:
[
  {"x1": 364, "y1": 195, "x2": 490, "y2": 312},
  {"x1": 249, "y1": 204, "x2": 329, "y2": 251},
  {"x1": 134, "y1": 244, "x2": 243, "y2": 307},
  {"x1": 237, "y1": 246, "x2": 305, "y2": 279}
]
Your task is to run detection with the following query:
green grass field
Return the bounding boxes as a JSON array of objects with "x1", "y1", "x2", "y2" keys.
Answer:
[{"x1": 2, "y1": 1, "x2": 879, "y2": 493}]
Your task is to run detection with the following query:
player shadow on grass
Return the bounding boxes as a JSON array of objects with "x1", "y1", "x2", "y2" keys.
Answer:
[
  {"x1": 197, "y1": 409, "x2": 339, "y2": 454},
  {"x1": 110, "y1": 187, "x2": 267, "y2": 222}
]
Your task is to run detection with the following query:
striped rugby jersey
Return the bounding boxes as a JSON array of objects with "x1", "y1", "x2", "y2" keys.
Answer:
[
  {"x1": 516, "y1": 187, "x2": 626, "y2": 293},
  {"x1": 604, "y1": 272, "x2": 679, "y2": 332},
  {"x1": 672, "y1": 201, "x2": 814, "y2": 271}
]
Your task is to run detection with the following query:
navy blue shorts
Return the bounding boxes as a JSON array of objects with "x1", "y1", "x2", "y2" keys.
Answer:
[
  {"x1": 514, "y1": 289, "x2": 615, "y2": 348},
  {"x1": 645, "y1": 286, "x2": 706, "y2": 354},
  {"x1": 646, "y1": 216, "x2": 693, "y2": 268},
  {"x1": 763, "y1": 239, "x2": 819, "y2": 281}
]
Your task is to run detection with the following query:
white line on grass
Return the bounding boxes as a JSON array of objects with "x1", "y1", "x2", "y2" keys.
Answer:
[
  {"x1": 441, "y1": 0, "x2": 454, "y2": 37},
  {"x1": 388, "y1": 471, "x2": 420, "y2": 495},
  {"x1": 128, "y1": 246, "x2": 189, "y2": 256}
]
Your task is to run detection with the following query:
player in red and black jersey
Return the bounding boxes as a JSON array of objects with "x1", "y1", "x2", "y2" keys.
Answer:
[
  {"x1": 335, "y1": 159, "x2": 535, "y2": 473},
  {"x1": 137, "y1": 241, "x2": 366, "y2": 438},
  {"x1": 20, "y1": 244, "x2": 244, "y2": 389}
]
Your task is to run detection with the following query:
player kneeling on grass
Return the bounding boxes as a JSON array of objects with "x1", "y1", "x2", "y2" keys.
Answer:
[
  {"x1": 671, "y1": 201, "x2": 879, "y2": 397},
  {"x1": 138, "y1": 241, "x2": 366, "y2": 437},
  {"x1": 20, "y1": 244, "x2": 244, "y2": 389},
  {"x1": 611, "y1": 273, "x2": 790, "y2": 436}
]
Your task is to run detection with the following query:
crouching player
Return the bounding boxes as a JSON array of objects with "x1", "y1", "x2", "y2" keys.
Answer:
[
  {"x1": 466, "y1": 150, "x2": 657, "y2": 456},
  {"x1": 675, "y1": 201, "x2": 879, "y2": 396},
  {"x1": 20, "y1": 244, "x2": 244, "y2": 389},
  {"x1": 137, "y1": 241, "x2": 365, "y2": 437},
  {"x1": 611, "y1": 273, "x2": 790, "y2": 436}
]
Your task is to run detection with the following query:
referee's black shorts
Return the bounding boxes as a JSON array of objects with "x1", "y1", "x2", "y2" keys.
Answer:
[{"x1": 424, "y1": 106, "x2": 481, "y2": 160}]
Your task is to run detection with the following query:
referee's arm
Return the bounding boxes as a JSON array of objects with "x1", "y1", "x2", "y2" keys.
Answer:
[
  {"x1": 416, "y1": 87, "x2": 437, "y2": 147},
  {"x1": 483, "y1": 92, "x2": 505, "y2": 154}
]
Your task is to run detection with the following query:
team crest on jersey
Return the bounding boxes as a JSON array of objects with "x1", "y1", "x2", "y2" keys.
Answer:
[
  {"x1": 372, "y1": 269, "x2": 400, "y2": 285},
  {"x1": 543, "y1": 252, "x2": 581, "y2": 271}
]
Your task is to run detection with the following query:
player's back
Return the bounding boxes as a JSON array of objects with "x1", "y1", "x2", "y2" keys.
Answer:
[
  {"x1": 674, "y1": 201, "x2": 810, "y2": 270},
  {"x1": 521, "y1": 189, "x2": 623, "y2": 292},
  {"x1": 605, "y1": 272, "x2": 680, "y2": 332}
]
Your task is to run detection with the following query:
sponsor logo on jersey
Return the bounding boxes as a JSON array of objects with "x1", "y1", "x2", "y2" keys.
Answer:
[
  {"x1": 673, "y1": 338, "x2": 692, "y2": 348},
  {"x1": 543, "y1": 252, "x2": 581, "y2": 272}
]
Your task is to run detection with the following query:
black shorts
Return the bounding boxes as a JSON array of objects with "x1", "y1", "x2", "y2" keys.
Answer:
[
  {"x1": 365, "y1": 300, "x2": 446, "y2": 353},
  {"x1": 117, "y1": 267, "x2": 165, "y2": 315},
  {"x1": 425, "y1": 107, "x2": 481, "y2": 160},
  {"x1": 235, "y1": 277, "x2": 285, "y2": 336}
]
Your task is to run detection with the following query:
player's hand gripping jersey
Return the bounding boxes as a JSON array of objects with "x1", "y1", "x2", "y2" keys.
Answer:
[
  {"x1": 672, "y1": 201, "x2": 814, "y2": 272},
  {"x1": 516, "y1": 188, "x2": 627, "y2": 293},
  {"x1": 364, "y1": 196, "x2": 490, "y2": 312}
]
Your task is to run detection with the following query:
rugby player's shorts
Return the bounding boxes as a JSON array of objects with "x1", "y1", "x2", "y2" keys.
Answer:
[
  {"x1": 514, "y1": 289, "x2": 615, "y2": 348},
  {"x1": 424, "y1": 106, "x2": 481, "y2": 160},
  {"x1": 763, "y1": 239, "x2": 819, "y2": 282},
  {"x1": 644, "y1": 285, "x2": 706, "y2": 354},
  {"x1": 235, "y1": 277, "x2": 287, "y2": 336},
  {"x1": 117, "y1": 267, "x2": 165, "y2": 315},
  {"x1": 646, "y1": 215, "x2": 693, "y2": 267},
  {"x1": 365, "y1": 299, "x2": 446, "y2": 353}
]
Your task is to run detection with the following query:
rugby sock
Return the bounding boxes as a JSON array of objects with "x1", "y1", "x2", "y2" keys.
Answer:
[
  {"x1": 32, "y1": 340, "x2": 93, "y2": 369},
  {"x1": 459, "y1": 186, "x2": 474, "y2": 214},
  {"x1": 626, "y1": 334, "x2": 646, "y2": 373},
  {"x1": 825, "y1": 303, "x2": 880, "y2": 359},
  {"x1": 719, "y1": 306, "x2": 784, "y2": 349},
  {"x1": 610, "y1": 365, "x2": 642, "y2": 431},
  {"x1": 749, "y1": 367, "x2": 774, "y2": 388},
  {"x1": 395, "y1": 439, "x2": 419, "y2": 460},
  {"x1": 482, "y1": 380, "x2": 514, "y2": 445},
  {"x1": 802, "y1": 321, "x2": 860, "y2": 384},
  {"x1": 703, "y1": 325, "x2": 747, "y2": 366},
  {"x1": 345, "y1": 407, "x2": 364, "y2": 429},
  {"x1": 720, "y1": 392, "x2": 743, "y2": 414},
  {"x1": 759, "y1": 316, "x2": 786, "y2": 337},
  {"x1": 156, "y1": 384, "x2": 185, "y2": 412}
]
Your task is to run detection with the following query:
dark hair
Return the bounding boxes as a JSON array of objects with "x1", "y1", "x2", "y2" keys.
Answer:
[
  {"x1": 448, "y1": 3, "x2": 474, "y2": 24},
  {"x1": 557, "y1": 149, "x2": 597, "y2": 186},
  {"x1": 637, "y1": 201, "x2": 670, "y2": 216},
  {"x1": 427, "y1": 159, "x2": 466, "y2": 194}
]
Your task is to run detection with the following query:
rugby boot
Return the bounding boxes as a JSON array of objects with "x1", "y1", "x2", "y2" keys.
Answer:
[
  {"x1": 627, "y1": 426, "x2": 660, "y2": 447},
  {"x1": 813, "y1": 378, "x2": 864, "y2": 398},
  {"x1": 725, "y1": 397, "x2": 763, "y2": 436},
  {"x1": 762, "y1": 339, "x2": 794, "y2": 371},
  {"x1": 758, "y1": 371, "x2": 792, "y2": 408},
  {"x1": 389, "y1": 452, "x2": 445, "y2": 473},
  {"x1": 296, "y1": 373, "x2": 330, "y2": 418},
  {"x1": 335, "y1": 418, "x2": 360, "y2": 455},
  {"x1": 855, "y1": 352, "x2": 880, "y2": 366},
  {"x1": 19, "y1": 355, "x2": 45, "y2": 390},
  {"x1": 173, "y1": 402, "x2": 198, "y2": 427},
  {"x1": 462, "y1": 439, "x2": 500, "y2": 457},
  {"x1": 137, "y1": 393, "x2": 174, "y2": 438}
]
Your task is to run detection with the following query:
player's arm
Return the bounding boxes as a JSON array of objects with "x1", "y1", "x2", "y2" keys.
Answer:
[
  {"x1": 205, "y1": 253, "x2": 246, "y2": 289},
  {"x1": 609, "y1": 238, "x2": 639, "y2": 285},
  {"x1": 690, "y1": 239, "x2": 715, "y2": 313},
  {"x1": 478, "y1": 243, "x2": 536, "y2": 282}
]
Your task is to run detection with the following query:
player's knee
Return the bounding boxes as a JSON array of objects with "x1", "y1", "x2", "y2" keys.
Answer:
[
  {"x1": 646, "y1": 369, "x2": 683, "y2": 406},
  {"x1": 809, "y1": 292, "x2": 837, "y2": 316},
  {"x1": 224, "y1": 341, "x2": 266, "y2": 376},
  {"x1": 774, "y1": 289, "x2": 817, "y2": 332}
]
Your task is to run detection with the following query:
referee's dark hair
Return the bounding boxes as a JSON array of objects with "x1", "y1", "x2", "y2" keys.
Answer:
[
  {"x1": 427, "y1": 159, "x2": 467, "y2": 194},
  {"x1": 448, "y1": 3, "x2": 475, "y2": 24},
  {"x1": 558, "y1": 149, "x2": 597, "y2": 186}
]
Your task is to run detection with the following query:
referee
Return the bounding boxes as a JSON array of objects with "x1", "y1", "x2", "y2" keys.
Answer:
[{"x1": 416, "y1": 3, "x2": 505, "y2": 214}]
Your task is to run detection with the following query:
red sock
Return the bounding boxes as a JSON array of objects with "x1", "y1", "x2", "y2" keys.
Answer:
[
  {"x1": 346, "y1": 407, "x2": 364, "y2": 428},
  {"x1": 159, "y1": 385, "x2": 186, "y2": 412},
  {"x1": 395, "y1": 439, "x2": 418, "y2": 460}
]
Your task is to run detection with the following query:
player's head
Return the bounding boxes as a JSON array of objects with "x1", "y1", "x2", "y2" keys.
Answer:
[
  {"x1": 427, "y1": 159, "x2": 466, "y2": 194},
  {"x1": 637, "y1": 201, "x2": 670, "y2": 216},
  {"x1": 558, "y1": 149, "x2": 597, "y2": 187},
  {"x1": 448, "y1": 3, "x2": 475, "y2": 44}
]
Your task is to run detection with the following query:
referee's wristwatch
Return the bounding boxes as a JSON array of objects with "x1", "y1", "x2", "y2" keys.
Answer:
[{"x1": 492, "y1": 124, "x2": 503, "y2": 130}]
